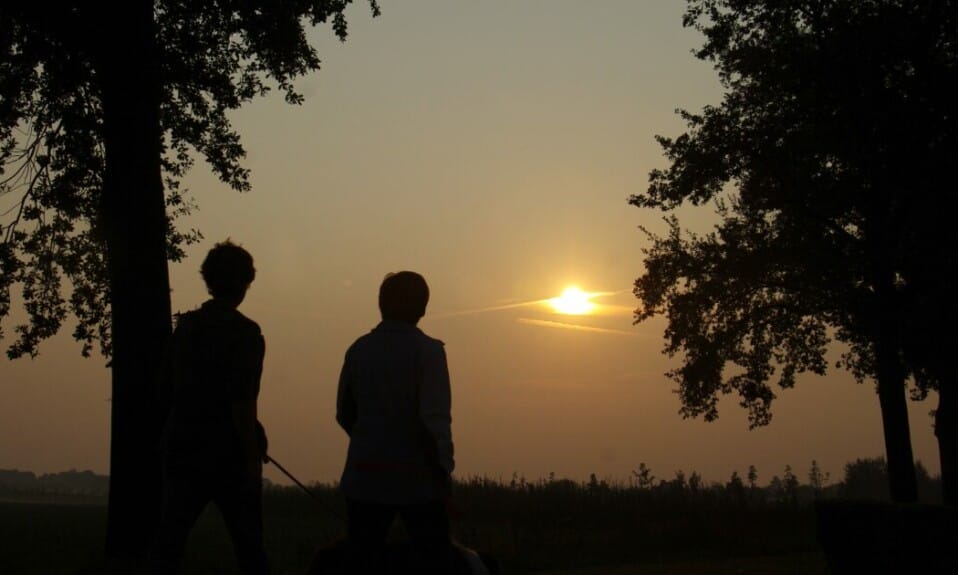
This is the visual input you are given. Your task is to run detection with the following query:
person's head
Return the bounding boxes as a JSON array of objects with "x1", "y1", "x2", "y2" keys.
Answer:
[
  {"x1": 379, "y1": 271, "x2": 429, "y2": 324},
  {"x1": 201, "y1": 240, "x2": 255, "y2": 303}
]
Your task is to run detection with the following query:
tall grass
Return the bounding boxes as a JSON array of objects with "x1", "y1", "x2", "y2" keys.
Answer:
[
  {"x1": 1, "y1": 471, "x2": 842, "y2": 574},
  {"x1": 446, "y1": 475, "x2": 822, "y2": 572}
]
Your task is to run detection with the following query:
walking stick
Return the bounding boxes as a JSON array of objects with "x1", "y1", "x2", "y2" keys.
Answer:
[{"x1": 265, "y1": 454, "x2": 347, "y2": 524}]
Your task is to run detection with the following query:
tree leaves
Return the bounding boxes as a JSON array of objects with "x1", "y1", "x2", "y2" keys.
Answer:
[
  {"x1": 0, "y1": 1, "x2": 380, "y2": 358},
  {"x1": 632, "y1": 0, "x2": 958, "y2": 425}
]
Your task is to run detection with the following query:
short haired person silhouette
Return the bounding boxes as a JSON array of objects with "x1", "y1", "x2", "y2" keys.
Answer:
[
  {"x1": 336, "y1": 271, "x2": 455, "y2": 574},
  {"x1": 148, "y1": 240, "x2": 270, "y2": 574}
]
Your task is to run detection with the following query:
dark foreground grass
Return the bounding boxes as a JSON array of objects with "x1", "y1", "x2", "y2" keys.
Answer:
[
  {"x1": 538, "y1": 553, "x2": 828, "y2": 575},
  {"x1": 0, "y1": 500, "x2": 108, "y2": 574},
  {"x1": 0, "y1": 480, "x2": 829, "y2": 575},
  {"x1": 0, "y1": 493, "x2": 348, "y2": 575}
]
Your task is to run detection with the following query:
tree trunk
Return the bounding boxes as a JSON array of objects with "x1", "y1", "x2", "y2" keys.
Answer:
[
  {"x1": 936, "y1": 380, "x2": 958, "y2": 506},
  {"x1": 876, "y1": 370, "x2": 918, "y2": 503},
  {"x1": 97, "y1": 1, "x2": 172, "y2": 566},
  {"x1": 866, "y1": 190, "x2": 918, "y2": 504},
  {"x1": 875, "y1": 295, "x2": 918, "y2": 503}
]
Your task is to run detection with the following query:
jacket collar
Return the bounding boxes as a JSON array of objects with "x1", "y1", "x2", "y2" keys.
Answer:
[{"x1": 374, "y1": 319, "x2": 421, "y2": 333}]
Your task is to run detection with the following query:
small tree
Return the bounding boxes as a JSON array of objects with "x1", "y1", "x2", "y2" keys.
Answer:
[
  {"x1": 633, "y1": 462, "x2": 656, "y2": 490},
  {"x1": 782, "y1": 465, "x2": 800, "y2": 505},
  {"x1": 768, "y1": 475, "x2": 784, "y2": 505},
  {"x1": 688, "y1": 471, "x2": 703, "y2": 493},
  {"x1": 726, "y1": 470, "x2": 746, "y2": 506},
  {"x1": 841, "y1": 457, "x2": 890, "y2": 501},
  {"x1": 808, "y1": 460, "x2": 829, "y2": 495}
]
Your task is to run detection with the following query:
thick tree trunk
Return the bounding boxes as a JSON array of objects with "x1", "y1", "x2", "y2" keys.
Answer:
[
  {"x1": 866, "y1": 190, "x2": 918, "y2": 504},
  {"x1": 876, "y1": 369, "x2": 918, "y2": 503},
  {"x1": 874, "y1": 290, "x2": 918, "y2": 503},
  {"x1": 97, "y1": 1, "x2": 171, "y2": 565},
  {"x1": 936, "y1": 381, "x2": 958, "y2": 506}
]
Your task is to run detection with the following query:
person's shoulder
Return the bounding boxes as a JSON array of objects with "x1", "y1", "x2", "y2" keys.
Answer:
[
  {"x1": 418, "y1": 331, "x2": 444, "y2": 346},
  {"x1": 354, "y1": 328, "x2": 379, "y2": 343},
  {"x1": 188, "y1": 301, "x2": 262, "y2": 337},
  {"x1": 232, "y1": 309, "x2": 262, "y2": 336},
  {"x1": 417, "y1": 330, "x2": 446, "y2": 353},
  {"x1": 173, "y1": 309, "x2": 195, "y2": 325},
  {"x1": 344, "y1": 330, "x2": 375, "y2": 354},
  {"x1": 172, "y1": 308, "x2": 201, "y2": 333}
]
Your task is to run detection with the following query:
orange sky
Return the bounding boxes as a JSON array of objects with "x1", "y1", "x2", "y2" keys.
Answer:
[{"x1": 0, "y1": 1, "x2": 941, "y2": 487}]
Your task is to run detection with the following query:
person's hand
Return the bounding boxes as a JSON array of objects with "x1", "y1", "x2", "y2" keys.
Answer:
[
  {"x1": 445, "y1": 496, "x2": 465, "y2": 520},
  {"x1": 256, "y1": 422, "x2": 270, "y2": 464},
  {"x1": 436, "y1": 469, "x2": 452, "y2": 498},
  {"x1": 246, "y1": 455, "x2": 263, "y2": 479}
]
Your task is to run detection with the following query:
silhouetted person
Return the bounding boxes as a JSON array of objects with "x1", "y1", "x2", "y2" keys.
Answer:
[
  {"x1": 148, "y1": 240, "x2": 269, "y2": 574},
  {"x1": 337, "y1": 271, "x2": 455, "y2": 574}
]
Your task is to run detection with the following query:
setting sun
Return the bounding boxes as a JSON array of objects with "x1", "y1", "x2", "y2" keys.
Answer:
[{"x1": 549, "y1": 287, "x2": 596, "y2": 315}]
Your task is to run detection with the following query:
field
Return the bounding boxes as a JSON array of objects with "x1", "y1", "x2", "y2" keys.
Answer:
[{"x1": 0, "y1": 476, "x2": 832, "y2": 574}]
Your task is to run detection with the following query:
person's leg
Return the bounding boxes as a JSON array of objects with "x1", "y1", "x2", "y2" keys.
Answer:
[
  {"x1": 400, "y1": 500, "x2": 453, "y2": 575},
  {"x1": 344, "y1": 498, "x2": 395, "y2": 574},
  {"x1": 147, "y1": 456, "x2": 211, "y2": 574},
  {"x1": 306, "y1": 537, "x2": 348, "y2": 575},
  {"x1": 215, "y1": 472, "x2": 269, "y2": 575}
]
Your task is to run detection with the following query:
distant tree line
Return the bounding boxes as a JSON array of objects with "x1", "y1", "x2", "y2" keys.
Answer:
[
  {"x1": 0, "y1": 468, "x2": 286, "y2": 500},
  {"x1": 2, "y1": 457, "x2": 939, "y2": 505},
  {"x1": 0, "y1": 468, "x2": 109, "y2": 498},
  {"x1": 459, "y1": 458, "x2": 941, "y2": 508}
]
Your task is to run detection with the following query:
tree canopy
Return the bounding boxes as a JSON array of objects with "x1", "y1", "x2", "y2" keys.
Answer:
[
  {"x1": 0, "y1": 0, "x2": 380, "y2": 358},
  {"x1": 632, "y1": 0, "x2": 958, "y2": 502}
]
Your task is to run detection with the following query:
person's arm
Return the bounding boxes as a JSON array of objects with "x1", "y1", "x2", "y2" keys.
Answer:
[
  {"x1": 232, "y1": 331, "x2": 266, "y2": 477},
  {"x1": 419, "y1": 341, "x2": 454, "y2": 481},
  {"x1": 336, "y1": 348, "x2": 357, "y2": 434},
  {"x1": 232, "y1": 399, "x2": 262, "y2": 477}
]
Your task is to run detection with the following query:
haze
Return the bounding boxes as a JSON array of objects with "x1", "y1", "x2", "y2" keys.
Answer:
[{"x1": 0, "y1": 1, "x2": 940, "y2": 487}]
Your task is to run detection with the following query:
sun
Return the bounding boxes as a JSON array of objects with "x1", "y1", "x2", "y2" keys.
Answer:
[{"x1": 549, "y1": 286, "x2": 596, "y2": 315}]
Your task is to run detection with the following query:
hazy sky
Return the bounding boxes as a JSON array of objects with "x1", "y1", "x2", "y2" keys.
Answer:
[{"x1": 1, "y1": 1, "x2": 941, "y2": 487}]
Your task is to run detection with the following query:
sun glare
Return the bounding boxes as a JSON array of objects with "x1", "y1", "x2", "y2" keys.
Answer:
[{"x1": 549, "y1": 287, "x2": 596, "y2": 315}]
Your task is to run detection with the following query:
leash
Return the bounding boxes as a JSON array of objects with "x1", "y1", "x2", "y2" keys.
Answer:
[{"x1": 265, "y1": 454, "x2": 347, "y2": 524}]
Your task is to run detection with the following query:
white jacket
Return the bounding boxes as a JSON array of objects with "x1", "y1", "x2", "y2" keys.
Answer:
[{"x1": 336, "y1": 320, "x2": 454, "y2": 503}]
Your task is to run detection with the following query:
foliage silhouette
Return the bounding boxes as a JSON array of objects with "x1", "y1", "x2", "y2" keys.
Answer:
[{"x1": 631, "y1": 0, "x2": 958, "y2": 503}]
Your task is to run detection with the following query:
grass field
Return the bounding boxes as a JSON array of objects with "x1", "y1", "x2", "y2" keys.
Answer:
[
  {"x1": 538, "y1": 553, "x2": 828, "y2": 575},
  {"x1": 0, "y1": 479, "x2": 833, "y2": 574}
]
